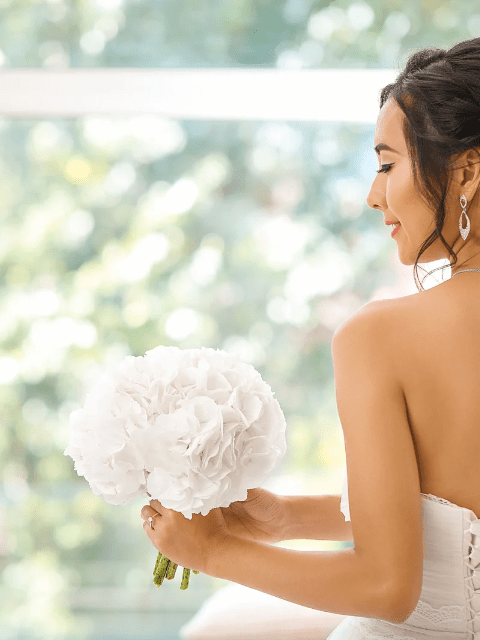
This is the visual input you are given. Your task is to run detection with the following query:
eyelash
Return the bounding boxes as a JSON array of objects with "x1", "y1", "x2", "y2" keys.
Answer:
[{"x1": 376, "y1": 164, "x2": 393, "y2": 174}]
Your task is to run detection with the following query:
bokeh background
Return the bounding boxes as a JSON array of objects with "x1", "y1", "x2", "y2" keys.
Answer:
[{"x1": 0, "y1": 0, "x2": 475, "y2": 638}]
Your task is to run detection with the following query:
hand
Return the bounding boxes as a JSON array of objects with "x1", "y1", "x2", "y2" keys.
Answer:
[
  {"x1": 219, "y1": 487, "x2": 288, "y2": 544},
  {"x1": 141, "y1": 500, "x2": 231, "y2": 575}
]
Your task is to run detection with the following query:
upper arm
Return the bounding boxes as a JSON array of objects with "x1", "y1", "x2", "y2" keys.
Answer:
[{"x1": 331, "y1": 301, "x2": 423, "y2": 622}]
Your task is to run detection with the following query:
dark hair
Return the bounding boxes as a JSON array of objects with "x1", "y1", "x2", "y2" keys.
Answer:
[{"x1": 379, "y1": 37, "x2": 480, "y2": 291}]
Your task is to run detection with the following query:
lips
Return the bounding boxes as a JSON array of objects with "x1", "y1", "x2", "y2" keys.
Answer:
[{"x1": 391, "y1": 223, "x2": 401, "y2": 237}]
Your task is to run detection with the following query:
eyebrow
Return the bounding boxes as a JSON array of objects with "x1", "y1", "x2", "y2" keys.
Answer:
[{"x1": 374, "y1": 143, "x2": 398, "y2": 155}]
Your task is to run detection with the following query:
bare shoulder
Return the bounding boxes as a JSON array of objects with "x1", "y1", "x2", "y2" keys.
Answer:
[
  {"x1": 333, "y1": 298, "x2": 385, "y2": 335},
  {"x1": 333, "y1": 295, "x2": 409, "y2": 337},
  {"x1": 363, "y1": 290, "x2": 432, "y2": 325},
  {"x1": 332, "y1": 293, "x2": 423, "y2": 379},
  {"x1": 369, "y1": 287, "x2": 443, "y2": 334},
  {"x1": 333, "y1": 287, "x2": 443, "y2": 346}
]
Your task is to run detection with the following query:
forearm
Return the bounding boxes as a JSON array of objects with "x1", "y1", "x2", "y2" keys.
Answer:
[
  {"x1": 281, "y1": 494, "x2": 354, "y2": 542},
  {"x1": 207, "y1": 535, "x2": 398, "y2": 622}
]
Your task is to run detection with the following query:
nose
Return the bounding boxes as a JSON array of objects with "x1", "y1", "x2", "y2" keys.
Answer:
[{"x1": 366, "y1": 181, "x2": 385, "y2": 211}]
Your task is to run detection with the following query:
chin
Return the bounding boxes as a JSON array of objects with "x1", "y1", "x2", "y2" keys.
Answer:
[{"x1": 396, "y1": 252, "x2": 418, "y2": 267}]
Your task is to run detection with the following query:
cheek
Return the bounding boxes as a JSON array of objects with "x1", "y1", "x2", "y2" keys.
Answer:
[
  {"x1": 403, "y1": 194, "x2": 420, "y2": 206},
  {"x1": 386, "y1": 174, "x2": 419, "y2": 209}
]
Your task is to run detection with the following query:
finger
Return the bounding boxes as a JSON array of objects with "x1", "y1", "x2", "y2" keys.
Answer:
[
  {"x1": 141, "y1": 505, "x2": 160, "y2": 521},
  {"x1": 142, "y1": 514, "x2": 161, "y2": 532},
  {"x1": 149, "y1": 498, "x2": 164, "y2": 512},
  {"x1": 142, "y1": 518, "x2": 161, "y2": 551},
  {"x1": 142, "y1": 518, "x2": 157, "y2": 542}
]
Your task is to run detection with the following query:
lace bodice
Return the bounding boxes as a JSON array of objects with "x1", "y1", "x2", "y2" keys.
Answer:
[{"x1": 337, "y1": 470, "x2": 480, "y2": 639}]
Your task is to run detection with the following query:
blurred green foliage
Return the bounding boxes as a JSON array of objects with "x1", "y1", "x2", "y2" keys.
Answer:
[{"x1": 0, "y1": 0, "x2": 478, "y2": 637}]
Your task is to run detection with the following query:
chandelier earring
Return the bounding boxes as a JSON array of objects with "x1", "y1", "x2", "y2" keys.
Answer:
[
  {"x1": 450, "y1": 194, "x2": 480, "y2": 279},
  {"x1": 459, "y1": 194, "x2": 470, "y2": 240}
]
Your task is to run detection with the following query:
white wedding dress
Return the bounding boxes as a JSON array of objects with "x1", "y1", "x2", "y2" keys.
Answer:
[{"x1": 326, "y1": 468, "x2": 480, "y2": 639}]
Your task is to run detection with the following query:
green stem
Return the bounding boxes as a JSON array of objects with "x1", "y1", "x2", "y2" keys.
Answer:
[
  {"x1": 166, "y1": 561, "x2": 178, "y2": 580},
  {"x1": 180, "y1": 567, "x2": 190, "y2": 590},
  {"x1": 153, "y1": 551, "x2": 162, "y2": 576},
  {"x1": 153, "y1": 554, "x2": 170, "y2": 587},
  {"x1": 151, "y1": 553, "x2": 199, "y2": 589}
]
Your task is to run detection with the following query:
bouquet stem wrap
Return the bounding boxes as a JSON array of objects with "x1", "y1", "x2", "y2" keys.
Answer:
[{"x1": 64, "y1": 346, "x2": 287, "y2": 592}]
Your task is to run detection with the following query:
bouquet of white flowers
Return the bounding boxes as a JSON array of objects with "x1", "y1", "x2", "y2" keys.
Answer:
[{"x1": 64, "y1": 346, "x2": 287, "y2": 590}]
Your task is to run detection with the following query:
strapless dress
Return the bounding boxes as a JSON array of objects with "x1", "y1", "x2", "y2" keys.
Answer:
[{"x1": 326, "y1": 468, "x2": 480, "y2": 639}]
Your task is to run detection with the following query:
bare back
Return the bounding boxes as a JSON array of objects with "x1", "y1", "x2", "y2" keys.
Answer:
[{"x1": 382, "y1": 275, "x2": 480, "y2": 518}]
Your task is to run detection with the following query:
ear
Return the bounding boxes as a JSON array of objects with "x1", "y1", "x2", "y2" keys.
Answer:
[{"x1": 451, "y1": 147, "x2": 480, "y2": 201}]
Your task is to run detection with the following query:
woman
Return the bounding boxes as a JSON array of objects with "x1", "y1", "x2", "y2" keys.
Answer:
[{"x1": 141, "y1": 37, "x2": 480, "y2": 638}]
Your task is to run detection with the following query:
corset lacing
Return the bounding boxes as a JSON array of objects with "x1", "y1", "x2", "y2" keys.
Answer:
[{"x1": 464, "y1": 515, "x2": 480, "y2": 638}]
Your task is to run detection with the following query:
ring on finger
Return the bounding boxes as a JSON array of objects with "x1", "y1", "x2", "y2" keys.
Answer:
[{"x1": 147, "y1": 513, "x2": 160, "y2": 528}]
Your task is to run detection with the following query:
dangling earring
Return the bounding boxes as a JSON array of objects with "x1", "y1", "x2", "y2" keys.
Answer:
[{"x1": 459, "y1": 194, "x2": 470, "y2": 240}]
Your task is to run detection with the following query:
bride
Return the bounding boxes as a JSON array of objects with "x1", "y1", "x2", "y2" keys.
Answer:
[{"x1": 141, "y1": 36, "x2": 480, "y2": 639}]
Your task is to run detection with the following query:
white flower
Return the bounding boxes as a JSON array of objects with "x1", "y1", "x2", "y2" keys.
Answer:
[{"x1": 64, "y1": 346, "x2": 287, "y2": 518}]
